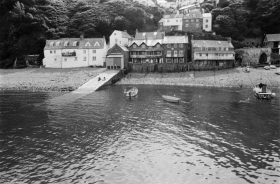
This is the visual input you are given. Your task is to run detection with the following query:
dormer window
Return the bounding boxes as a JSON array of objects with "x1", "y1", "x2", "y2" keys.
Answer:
[
  {"x1": 64, "y1": 42, "x2": 68, "y2": 46},
  {"x1": 94, "y1": 42, "x2": 100, "y2": 47},
  {"x1": 141, "y1": 44, "x2": 145, "y2": 48},
  {"x1": 73, "y1": 41, "x2": 78, "y2": 46},
  {"x1": 56, "y1": 42, "x2": 60, "y2": 46},
  {"x1": 50, "y1": 42, "x2": 54, "y2": 47},
  {"x1": 133, "y1": 44, "x2": 137, "y2": 48},
  {"x1": 85, "y1": 42, "x2": 91, "y2": 47}
]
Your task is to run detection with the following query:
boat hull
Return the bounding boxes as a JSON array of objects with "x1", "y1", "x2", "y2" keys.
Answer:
[
  {"x1": 125, "y1": 87, "x2": 138, "y2": 97},
  {"x1": 162, "y1": 95, "x2": 180, "y2": 103}
]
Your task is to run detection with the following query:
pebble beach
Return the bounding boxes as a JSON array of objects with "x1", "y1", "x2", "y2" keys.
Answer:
[{"x1": 1, "y1": 67, "x2": 280, "y2": 92}]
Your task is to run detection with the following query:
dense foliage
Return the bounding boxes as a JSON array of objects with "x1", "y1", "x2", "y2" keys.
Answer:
[
  {"x1": 0, "y1": 0, "x2": 279, "y2": 68},
  {"x1": 0, "y1": 0, "x2": 164, "y2": 68}
]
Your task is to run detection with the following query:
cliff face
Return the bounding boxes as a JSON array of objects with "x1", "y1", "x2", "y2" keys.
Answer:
[{"x1": 235, "y1": 48, "x2": 272, "y2": 67}]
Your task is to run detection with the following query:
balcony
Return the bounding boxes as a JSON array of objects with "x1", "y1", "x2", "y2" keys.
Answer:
[{"x1": 62, "y1": 52, "x2": 76, "y2": 57}]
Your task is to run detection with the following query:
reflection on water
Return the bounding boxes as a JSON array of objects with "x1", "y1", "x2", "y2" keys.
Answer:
[{"x1": 0, "y1": 86, "x2": 279, "y2": 184}]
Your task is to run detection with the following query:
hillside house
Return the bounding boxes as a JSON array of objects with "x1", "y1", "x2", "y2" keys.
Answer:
[
  {"x1": 109, "y1": 30, "x2": 132, "y2": 48},
  {"x1": 43, "y1": 36, "x2": 107, "y2": 68},
  {"x1": 264, "y1": 34, "x2": 280, "y2": 54}
]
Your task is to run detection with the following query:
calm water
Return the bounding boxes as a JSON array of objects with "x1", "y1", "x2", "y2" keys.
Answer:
[{"x1": 0, "y1": 85, "x2": 279, "y2": 184}]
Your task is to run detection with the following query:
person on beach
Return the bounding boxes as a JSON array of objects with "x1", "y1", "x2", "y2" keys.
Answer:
[
  {"x1": 103, "y1": 77, "x2": 106, "y2": 81},
  {"x1": 98, "y1": 77, "x2": 101, "y2": 81}
]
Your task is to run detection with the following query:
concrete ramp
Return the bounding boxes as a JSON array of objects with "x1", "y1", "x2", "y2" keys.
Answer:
[
  {"x1": 49, "y1": 70, "x2": 121, "y2": 106},
  {"x1": 73, "y1": 70, "x2": 120, "y2": 93}
]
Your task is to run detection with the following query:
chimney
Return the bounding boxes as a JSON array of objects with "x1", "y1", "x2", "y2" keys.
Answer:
[
  {"x1": 80, "y1": 35, "x2": 84, "y2": 40},
  {"x1": 124, "y1": 30, "x2": 127, "y2": 32},
  {"x1": 145, "y1": 35, "x2": 148, "y2": 44},
  {"x1": 227, "y1": 37, "x2": 232, "y2": 43},
  {"x1": 136, "y1": 29, "x2": 138, "y2": 34}
]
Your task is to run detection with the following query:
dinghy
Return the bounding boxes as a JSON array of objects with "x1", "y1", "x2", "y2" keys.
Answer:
[
  {"x1": 253, "y1": 83, "x2": 276, "y2": 99},
  {"x1": 162, "y1": 95, "x2": 180, "y2": 103},
  {"x1": 124, "y1": 87, "x2": 138, "y2": 97}
]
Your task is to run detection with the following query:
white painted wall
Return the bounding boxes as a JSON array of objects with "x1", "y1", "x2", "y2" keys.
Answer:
[
  {"x1": 203, "y1": 14, "x2": 212, "y2": 32},
  {"x1": 194, "y1": 53, "x2": 235, "y2": 60},
  {"x1": 109, "y1": 31, "x2": 130, "y2": 48},
  {"x1": 43, "y1": 44, "x2": 107, "y2": 68},
  {"x1": 162, "y1": 18, "x2": 183, "y2": 30}
]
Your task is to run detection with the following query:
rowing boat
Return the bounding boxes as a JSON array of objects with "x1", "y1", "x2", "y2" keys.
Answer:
[
  {"x1": 125, "y1": 87, "x2": 138, "y2": 97},
  {"x1": 162, "y1": 95, "x2": 180, "y2": 103}
]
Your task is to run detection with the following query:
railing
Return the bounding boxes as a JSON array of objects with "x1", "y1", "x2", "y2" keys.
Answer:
[{"x1": 62, "y1": 52, "x2": 76, "y2": 57}]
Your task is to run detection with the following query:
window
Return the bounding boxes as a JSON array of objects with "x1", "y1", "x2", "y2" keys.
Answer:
[
  {"x1": 83, "y1": 57, "x2": 86, "y2": 61},
  {"x1": 206, "y1": 19, "x2": 208, "y2": 23},
  {"x1": 92, "y1": 56, "x2": 96, "y2": 61},
  {"x1": 54, "y1": 58, "x2": 57, "y2": 61},
  {"x1": 64, "y1": 42, "x2": 68, "y2": 46},
  {"x1": 174, "y1": 58, "x2": 178, "y2": 63},
  {"x1": 193, "y1": 14, "x2": 196, "y2": 18},
  {"x1": 75, "y1": 57, "x2": 77, "y2": 61},
  {"x1": 167, "y1": 58, "x2": 172, "y2": 63},
  {"x1": 196, "y1": 19, "x2": 199, "y2": 22},
  {"x1": 167, "y1": 20, "x2": 170, "y2": 23},
  {"x1": 191, "y1": 19, "x2": 194, "y2": 22},
  {"x1": 50, "y1": 51, "x2": 52, "y2": 54},
  {"x1": 167, "y1": 50, "x2": 171, "y2": 56},
  {"x1": 185, "y1": 24, "x2": 189, "y2": 27},
  {"x1": 50, "y1": 42, "x2": 54, "y2": 46},
  {"x1": 92, "y1": 50, "x2": 96, "y2": 54},
  {"x1": 115, "y1": 39, "x2": 118, "y2": 43},
  {"x1": 73, "y1": 41, "x2": 78, "y2": 46},
  {"x1": 141, "y1": 44, "x2": 145, "y2": 48},
  {"x1": 179, "y1": 43, "x2": 183, "y2": 48},
  {"x1": 174, "y1": 44, "x2": 177, "y2": 48},
  {"x1": 179, "y1": 58, "x2": 184, "y2": 63},
  {"x1": 85, "y1": 42, "x2": 91, "y2": 47},
  {"x1": 54, "y1": 50, "x2": 56, "y2": 54},
  {"x1": 179, "y1": 50, "x2": 183, "y2": 55},
  {"x1": 199, "y1": 53, "x2": 202, "y2": 57},
  {"x1": 226, "y1": 48, "x2": 228, "y2": 51},
  {"x1": 186, "y1": 20, "x2": 189, "y2": 22},
  {"x1": 94, "y1": 42, "x2": 100, "y2": 47},
  {"x1": 206, "y1": 54, "x2": 208, "y2": 56},
  {"x1": 56, "y1": 42, "x2": 60, "y2": 46},
  {"x1": 167, "y1": 44, "x2": 171, "y2": 48},
  {"x1": 84, "y1": 50, "x2": 86, "y2": 54},
  {"x1": 64, "y1": 58, "x2": 67, "y2": 61},
  {"x1": 273, "y1": 42, "x2": 279, "y2": 48},
  {"x1": 176, "y1": 20, "x2": 178, "y2": 22},
  {"x1": 157, "y1": 44, "x2": 160, "y2": 48},
  {"x1": 174, "y1": 50, "x2": 177, "y2": 55},
  {"x1": 196, "y1": 23, "x2": 199, "y2": 27},
  {"x1": 205, "y1": 25, "x2": 208, "y2": 28},
  {"x1": 133, "y1": 44, "x2": 137, "y2": 48}
]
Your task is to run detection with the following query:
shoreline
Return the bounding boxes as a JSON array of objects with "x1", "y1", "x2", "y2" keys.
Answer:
[{"x1": 1, "y1": 67, "x2": 280, "y2": 92}]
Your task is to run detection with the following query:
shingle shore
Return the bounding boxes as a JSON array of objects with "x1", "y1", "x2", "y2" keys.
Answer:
[
  {"x1": 117, "y1": 67, "x2": 280, "y2": 88},
  {"x1": 1, "y1": 67, "x2": 279, "y2": 92}
]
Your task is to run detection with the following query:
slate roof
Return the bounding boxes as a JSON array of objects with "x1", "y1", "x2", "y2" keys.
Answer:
[
  {"x1": 134, "y1": 31, "x2": 165, "y2": 40},
  {"x1": 192, "y1": 40, "x2": 234, "y2": 48},
  {"x1": 112, "y1": 30, "x2": 132, "y2": 39},
  {"x1": 128, "y1": 39, "x2": 163, "y2": 47},
  {"x1": 265, "y1": 34, "x2": 280, "y2": 42},
  {"x1": 163, "y1": 36, "x2": 188, "y2": 44},
  {"x1": 184, "y1": 9, "x2": 202, "y2": 19},
  {"x1": 44, "y1": 38, "x2": 105, "y2": 50}
]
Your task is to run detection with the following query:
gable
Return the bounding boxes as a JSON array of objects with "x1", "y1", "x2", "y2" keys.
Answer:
[
  {"x1": 85, "y1": 42, "x2": 91, "y2": 47},
  {"x1": 94, "y1": 42, "x2": 100, "y2": 47}
]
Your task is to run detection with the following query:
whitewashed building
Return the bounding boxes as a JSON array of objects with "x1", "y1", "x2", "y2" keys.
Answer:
[
  {"x1": 202, "y1": 13, "x2": 212, "y2": 32},
  {"x1": 109, "y1": 30, "x2": 132, "y2": 48},
  {"x1": 43, "y1": 36, "x2": 107, "y2": 68}
]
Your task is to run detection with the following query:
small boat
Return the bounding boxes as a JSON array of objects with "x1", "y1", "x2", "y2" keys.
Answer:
[
  {"x1": 253, "y1": 83, "x2": 276, "y2": 99},
  {"x1": 276, "y1": 72, "x2": 280, "y2": 75},
  {"x1": 125, "y1": 87, "x2": 138, "y2": 97},
  {"x1": 264, "y1": 66, "x2": 270, "y2": 70},
  {"x1": 162, "y1": 95, "x2": 180, "y2": 103},
  {"x1": 270, "y1": 65, "x2": 277, "y2": 69}
]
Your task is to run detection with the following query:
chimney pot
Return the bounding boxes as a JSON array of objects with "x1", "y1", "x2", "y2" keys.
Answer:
[{"x1": 80, "y1": 35, "x2": 84, "y2": 40}]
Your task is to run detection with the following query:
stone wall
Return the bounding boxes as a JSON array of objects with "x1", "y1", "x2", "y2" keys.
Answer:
[
  {"x1": 235, "y1": 48, "x2": 271, "y2": 67},
  {"x1": 127, "y1": 61, "x2": 233, "y2": 73}
]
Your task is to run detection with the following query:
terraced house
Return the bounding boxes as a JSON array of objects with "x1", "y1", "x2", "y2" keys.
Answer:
[
  {"x1": 162, "y1": 36, "x2": 189, "y2": 63},
  {"x1": 43, "y1": 36, "x2": 107, "y2": 68},
  {"x1": 128, "y1": 31, "x2": 165, "y2": 64},
  {"x1": 191, "y1": 39, "x2": 235, "y2": 70}
]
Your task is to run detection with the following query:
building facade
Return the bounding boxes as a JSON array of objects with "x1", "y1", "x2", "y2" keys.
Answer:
[
  {"x1": 162, "y1": 36, "x2": 189, "y2": 63},
  {"x1": 109, "y1": 30, "x2": 132, "y2": 48},
  {"x1": 182, "y1": 9, "x2": 203, "y2": 32},
  {"x1": 264, "y1": 34, "x2": 280, "y2": 54},
  {"x1": 192, "y1": 39, "x2": 235, "y2": 69},
  {"x1": 202, "y1": 13, "x2": 212, "y2": 32},
  {"x1": 43, "y1": 37, "x2": 107, "y2": 68},
  {"x1": 106, "y1": 44, "x2": 129, "y2": 70},
  {"x1": 177, "y1": 0, "x2": 204, "y2": 7},
  {"x1": 158, "y1": 14, "x2": 184, "y2": 32}
]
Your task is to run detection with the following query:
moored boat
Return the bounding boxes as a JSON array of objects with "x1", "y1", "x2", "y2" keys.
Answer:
[
  {"x1": 125, "y1": 87, "x2": 138, "y2": 97},
  {"x1": 270, "y1": 65, "x2": 277, "y2": 69},
  {"x1": 264, "y1": 66, "x2": 270, "y2": 70},
  {"x1": 162, "y1": 95, "x2": 180, "y2": 103},
  {"x1": 253, "y1": 83, "x2": 276, "y2": 99}
]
